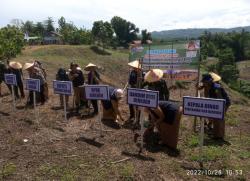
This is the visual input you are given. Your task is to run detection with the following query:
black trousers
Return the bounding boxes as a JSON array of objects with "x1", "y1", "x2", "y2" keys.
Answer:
[
  {"x1": 28, "y1": 85, "x2": 45, "y2": 105},
  {"x1": 7, "y1": 81, "x2": 25, "y2": 99}
]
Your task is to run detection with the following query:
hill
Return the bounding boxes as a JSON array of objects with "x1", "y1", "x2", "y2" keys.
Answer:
[
  {"x1": 0, "y1": 45, "x2": 249, "y2": 180},
  {"x1": 152, "y1": 26, "x2": 250, "y2": 39}
]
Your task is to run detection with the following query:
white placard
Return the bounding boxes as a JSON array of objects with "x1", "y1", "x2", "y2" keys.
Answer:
[
  {"x1": 53, "y1": 80, "x2": 73, "y2": 95},
  {"x1": 4, "y1": 74, "x2": 17, "y2": 86},
  {"x1": 127, "y1": 88, "x2": 159, "y2": 108},
  {"x1": 183, "y1": 96, "x2": 226, "y2": 120},
  {"x1": 84, "y1": 85, "x2": 109, "y2": 100},
  {"x1": 25, "y1": 78, "x2": 41, "y2": 92}
]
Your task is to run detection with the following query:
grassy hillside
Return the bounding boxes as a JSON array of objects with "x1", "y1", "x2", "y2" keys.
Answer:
[{"x1": 0, "y1": 46, "x2": 249, "y2": 180}]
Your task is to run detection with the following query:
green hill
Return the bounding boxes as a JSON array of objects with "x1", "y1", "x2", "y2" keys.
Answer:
[{"x1": 152, "y1": 26, "x2": 250, "y2": 39}]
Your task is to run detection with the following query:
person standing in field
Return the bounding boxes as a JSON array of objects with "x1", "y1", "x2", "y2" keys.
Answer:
[
  {"x1": 6, "y1": 61, "x2": 25, "y2": 99},
  {"x1": 23, "y1": 62, "x2": 47, "y2": 105},
  {"x1": 198, "y1": 73, "x2": 231, "y2": 140},
  {"x1": 56, "y1": 68, "x2": 70, "y2": 108},
  {"x1": 84, "y1": 63, "x2": 101, "y2": 115},
  {"x1": 127, "y1": 60, "x2": 144, "y2": 120},
  {"x1": 0, "y1": 61, "x2": 7, "y2": 97},
  {"x1": 69, "y1": 62, "x2": 85, "y2": 113}
]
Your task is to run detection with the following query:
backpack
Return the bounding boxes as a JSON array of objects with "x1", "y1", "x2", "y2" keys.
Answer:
[{"x1": 56, "y1": 68, "x2": 69, "y2": 81}]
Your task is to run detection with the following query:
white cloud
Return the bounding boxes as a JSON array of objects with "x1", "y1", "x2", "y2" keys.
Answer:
[{"x1": 1, "y1": 0, "x2": 250, "y2": 31}]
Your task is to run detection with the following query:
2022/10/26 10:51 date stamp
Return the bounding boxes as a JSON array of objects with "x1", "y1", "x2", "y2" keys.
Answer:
[{"x1": 187, "y1": 169, "x2": 243, "y2": 176}]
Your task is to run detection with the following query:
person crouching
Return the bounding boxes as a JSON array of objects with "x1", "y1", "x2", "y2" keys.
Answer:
[
  {"x1": 101, "y1": 87, "x2": 125, "y2": 125},
  {"x1": 143, "y1": 101, "x2": 183, "y2": 150}
]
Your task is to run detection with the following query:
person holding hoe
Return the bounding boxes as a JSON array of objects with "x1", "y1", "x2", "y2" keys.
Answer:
[
  {"x1": 128, "y1": 60, "x2": 144, "y2": 120},
  {"x1": 197, "y1": 72, "x2": 231, "y2": 140},
  {"x1": 101, "y1": 87, "x2": 125, "y2": 126},
  {"x1": 6, "y1": 61, "x2": 25, "y2": 99},
  {"x1": 23, "y1": 62, "x2": 47, "y2": 105},
  {"x1": 143, "y1": 69, "x2": 170, "y2": 101},
  {"x1": 85, "y1": 63, "x2": 101, "y2": 115}
]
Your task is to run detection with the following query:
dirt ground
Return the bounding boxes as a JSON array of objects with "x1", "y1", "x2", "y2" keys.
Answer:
[{"x1": 0, "y1": 46, "x2": 249, "y2": 180}]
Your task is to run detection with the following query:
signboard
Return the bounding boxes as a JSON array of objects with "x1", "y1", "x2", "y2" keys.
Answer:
[
  {"x1": 183, "y1": 96, "x2": 226, "y2": 120},
  {"x1": 129, "y1": 40, "x2": 200, "y2": 81},
  {"x1": 53, "y1": 80, "x2": 73, "y2": 95},
  {"x1": 25, "y1": 78, "x2": 41, "y2": 92},
  {"x1": 4, "y1": 74, "x2": 17, "y2": 86},
  {"x1": 127, "y1": 88, "x2": 159, "y2": 108},
  {"x1": 84, "y1": 85, "x2": 109, "y2": 100}
]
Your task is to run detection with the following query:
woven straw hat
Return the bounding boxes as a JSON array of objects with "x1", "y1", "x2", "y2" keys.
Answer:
[
  {"x1": 144, "y1": 69, "x2": 164, "y2": 83},
  {"x1": 84, "y1": 63, "x2": 97, "y2": 71},
  {"x1": 9, "y1": 61, "x2": 22, "y2": 69},
  {"x1": 23, "y1": 62, "x2": 34, "y2": 70},
  {"x1": 209, "y1": 72, "x2": 221, "y2": 82},
  {"x1": 128, "y1": 60, "x2": 141, "y2": 69}
]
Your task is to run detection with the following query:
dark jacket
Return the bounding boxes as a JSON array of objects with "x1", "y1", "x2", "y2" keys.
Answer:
[
  {"x1": 88, "y1": 70, "x2": 100, "y2": 85},
  {"x1": 145, "y1": 79, "x2": 169, "y2": 101},
  {"x1": 69, "y1": 70, "x2": 84, "y2": 87}
]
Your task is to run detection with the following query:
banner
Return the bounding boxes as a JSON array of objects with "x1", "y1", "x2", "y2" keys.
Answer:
[
  {"x1": 4, "y1": 74, "x2": 17, "y2": 86},
  {"x1": 84, "y1": 85, "x2": 109, "y2": 100},
  {"x1": 53, "y1": 80, "x2": 73, "y2": 95},
  {"x1": 127, "y1": 88, "x2": 159, "y2": 108},
  {"x1": 25, "y1": 78, "x2": 41, "y2": 92},
  {"x1": 129, "y1": 40, "x2": 200, "y2": 81},
  {"x1": 183, "y1": 96, "x2": 226, "y2": 120}
]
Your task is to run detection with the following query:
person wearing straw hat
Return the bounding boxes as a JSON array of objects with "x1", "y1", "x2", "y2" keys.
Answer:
[
  {"x1": 85, "y1": 63, "x2": 101, "y2": 115},
  {"x1": 23, "y1": 62, "x2": 46, "y2": 105},
  {"x1": 198, "y1": 72, "x2": 231, "y2": 140},
  {"x1": 0, "y1": 61, "x2": 7, "y2": 97},
  {"x1": 144, "y1": 69, "x2": 170, "y2": 101},
  {"x1": 69, "y1": 62, "x2": 85, "y2": 113},
  {"x1": 142, "y1": 101, "x2": 183, "y2": 150},
  {"x1": 6, "y1": 61, "x2": 25, "y2": 99},
  {"x1": 101, "y1": 87, "x2": 125, "y2": 126},
  {"x1": 128, "y1": 60, "x2": 144, "y2": 120}
]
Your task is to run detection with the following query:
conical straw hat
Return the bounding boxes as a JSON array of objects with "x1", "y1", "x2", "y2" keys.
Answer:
[
  {"x1": 84, "y1": 63, "x2": 97, "y2": 71},
  {"x1": 144, "y1": 69, "x2": 163, "y2": 83},
  {"x1": 23, "y1": 62, "x2": 34, "y2": 70},
  {"x1": 209, "y1": 72, "x2": 221, "y2": 82},
  {"x1": 128, "y1": 60, "x2": 141, "y2": 69},
  {"x1": 9, "y1": 61, "x2": 22, "y2": 69}
]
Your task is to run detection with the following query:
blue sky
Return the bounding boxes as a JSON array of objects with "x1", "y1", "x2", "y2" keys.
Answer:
[{"x1": 1, "y1": 0, "x2": 250, "y2": 31}]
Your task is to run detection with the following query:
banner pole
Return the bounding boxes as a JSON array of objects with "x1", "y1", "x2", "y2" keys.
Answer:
[
  {"x1": 199, "y1": 117, "x2": 204, "y2": 169},
  {"x1": 139, "y1": 109, "x2": 144, "y2": 153},
  {"x1": 98, "y1": 100, "x2": 104, "y2": 137},
  {"x1": 194, "y1": 46, "x2": 202, "y2": 132},
  {"x1": 11, "y1": 85, "x2": 16, "y2": 111},
  {"x1": 63, "y1": 94, "x2": 67, "y2": 121},
  {"x1": 33, "y1": 91, "x2": 37, "y2": 123}
]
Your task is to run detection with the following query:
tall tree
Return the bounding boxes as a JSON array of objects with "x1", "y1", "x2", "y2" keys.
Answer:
[
  {"x1": 44, "y1": 17, "x2": 55, "y2": 34},
  {"x1": 21, "y1": 21, "x2": 34, "y2": 35},
  {"x1": 141, "y1": 29, "x2": 152, "y2": 44},
  {"x1": 111, "y1": 16, "x2": 139, "y2": 47},
  {"x1": 35, "y1": 22, "x2": 45, "y2": 36},
  {"x1": 92, "y1": 20, "x2": 114, "y2": 50}
]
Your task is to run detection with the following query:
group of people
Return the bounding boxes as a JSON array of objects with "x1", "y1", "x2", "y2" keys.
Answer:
[{"x1": 0, "y1": 59, "x2": 231, "y2": 150}]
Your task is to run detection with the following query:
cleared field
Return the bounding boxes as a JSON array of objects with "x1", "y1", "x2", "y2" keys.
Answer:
[{"x1": 0, "y1": 45, "x2": 249, "y2": 180}]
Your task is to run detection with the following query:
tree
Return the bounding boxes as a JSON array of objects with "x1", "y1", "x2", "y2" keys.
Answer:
[
  {"x1": 35, "y1": 22, "x2": 45, "y2": 36},
  {"x1": 21, "y1": 21, "x2": 34, "y2": 35},
  {"x1": 141, "y1": 29, "x2": 152, "y2": 44},
  {"x1": 0, "y1": 25, "x2": 24, "y2": 60},
  {"x1": 220, "y1": 65, "x2": 239, "y2": 83},
  {"x1": 111, "y1": 16, "x2": 139, "y2": 47},
  {"x1": 92, "y1": 21, "x2": 114, "y2": 50},
  {"x1": 44, "y1": 17, "x2": 55, "y2": 33}
]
